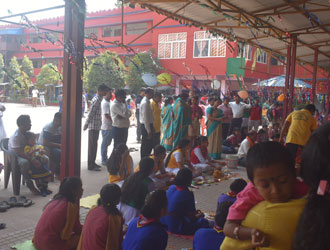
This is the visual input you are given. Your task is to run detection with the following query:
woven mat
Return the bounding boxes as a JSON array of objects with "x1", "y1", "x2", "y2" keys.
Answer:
[
  {"x1": 80, "y1": 194, "x2": 100, "y2": 209},
  {"x1": 11, "y1": 240, "x2": 36, "y2": 250}
]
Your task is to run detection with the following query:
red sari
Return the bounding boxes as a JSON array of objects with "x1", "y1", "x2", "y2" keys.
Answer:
[{"x1": 33, "y1": 199, "x2": 82, "y2": 250}]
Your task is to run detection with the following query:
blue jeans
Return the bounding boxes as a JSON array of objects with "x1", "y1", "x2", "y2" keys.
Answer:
[{"x1": 101, "y1": 129, "x2": 112, "y2": 164}]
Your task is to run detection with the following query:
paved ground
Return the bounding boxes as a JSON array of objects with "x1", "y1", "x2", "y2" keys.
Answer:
[{"x1": 0, "y1": 103, "x2": 247, "y2": 250}]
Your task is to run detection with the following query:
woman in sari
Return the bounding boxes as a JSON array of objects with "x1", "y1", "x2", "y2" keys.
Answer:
[
  {"x1": 172, "y1": 93, "x2": 191, "y2": 149},
  {"x1": 206, "y1": 97, "x2": 224, "y2": 160},
  {"x1": 160, "y1": 97, "x2": 174, "y2": 151}
]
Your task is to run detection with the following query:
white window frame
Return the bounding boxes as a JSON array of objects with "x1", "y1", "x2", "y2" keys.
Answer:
[
  {"x1": 237, "y1": 43, "x2": 252, "y2": 60},
  {"x1": 257, "y1": 49, "x2": 267, "y2": 64},
  {"x1": 193, "y1": 31, "x2": 226, "y2": 58},
  {"x1": 157, "y1": 32, "x2": 187, "y2": 59}
]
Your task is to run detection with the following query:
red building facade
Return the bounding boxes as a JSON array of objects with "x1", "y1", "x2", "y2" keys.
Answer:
[{"x1": 0, "y1": 6, "x2": 328, "y2": 93}]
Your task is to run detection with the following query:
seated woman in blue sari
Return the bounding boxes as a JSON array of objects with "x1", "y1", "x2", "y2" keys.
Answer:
[{"x1": 161, "y1": 168, "x2": 210, "y2": 235}]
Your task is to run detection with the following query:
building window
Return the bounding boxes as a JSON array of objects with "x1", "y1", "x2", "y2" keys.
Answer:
[
  {"x1": 237, "y1": 43, "x2": 252, "y2": 60},
  {"x1": 45, "y1": 32, "x2": 61, "y2": 43},
  {"x1": 270, "y1": 54, "x2": 285, "y2": 66},
  {"x1": 85, "y1": 27, "x2": 98, "y2": 37},
  {"x1": 29, "y1": 34, "x2": 43, "y2": 44},
  {"x1": 45, "y1": 58, "x2": 58, "y2": 67},
  {"x1": 193, "y1": 31, "x2": 226, "y2": 58},
  {"x1": 257, "y1": 49, "x2": 267, "y2": 64},
  {"x1": 158, "y1": 32, "x2": 187, "y2": 59},
  {"x1": 18, "y1": 35, "x2": 27, "y2": 44},
  {"x1": 102, "y1": 25, "x2": 122, "y2": 37},
  {"x1": 32, "y1": 59, "x2": 42, "y2": 68},
  {"x1": 126, "y1": 22, "x2": 148, "y2": 35}
]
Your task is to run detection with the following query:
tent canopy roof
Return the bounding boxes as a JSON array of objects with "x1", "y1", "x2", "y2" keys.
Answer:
[{"x1": 128, "y1": 0, "x2": 330, "y2": 71}]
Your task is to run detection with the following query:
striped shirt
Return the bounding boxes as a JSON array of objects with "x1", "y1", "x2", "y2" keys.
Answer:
[{"x1": 85, "y1": 94, "x2": 102, "y2": 130}]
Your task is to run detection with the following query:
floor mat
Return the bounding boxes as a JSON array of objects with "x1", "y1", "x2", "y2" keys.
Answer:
[
  {"x1": 11, "y1": 240, "x2": 36, "y2": 250},
  {"x1": 80, "y1": 194, "x2": 100, "y2": 209}
]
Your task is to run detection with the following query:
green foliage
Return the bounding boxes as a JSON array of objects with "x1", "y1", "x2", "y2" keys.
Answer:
[
  {"x1": 36, "y1": 63, "x2": 61, "y2": 89},
  {"x1": 85, "y1": 51, "x2": 125, "y2": 93},
  {"x1": 8, "y1": 56, "x2": 22, "y2": 89},
  {"x1": 21, "y1": 55, "x2": 34, "y2": 77},
  {"x1": 0, "y1": 53, "x2": 5, "y2": 82},
  {"x1": 126, "y1": 49, "x2": 162, "y2": 94}
]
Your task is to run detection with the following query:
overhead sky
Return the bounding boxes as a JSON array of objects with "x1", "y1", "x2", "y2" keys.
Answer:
[{"x1": 0, "y1": 0, "x2": 117, "y2": 23}]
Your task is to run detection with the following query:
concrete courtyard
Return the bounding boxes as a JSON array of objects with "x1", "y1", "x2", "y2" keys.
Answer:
[{"x1": 0, "y1": 103, "x2": 247, "y2": 250}]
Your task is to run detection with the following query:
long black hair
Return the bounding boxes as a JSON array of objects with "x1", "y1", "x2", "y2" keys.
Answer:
[
  {"x1": 45, "y1": 176, "x2": 82, "y2": 210},
  {"x1": 293, "y1": 123, "x2": 330, "y2": 250},
  {"x1": 121, "y1": 157, "x2": 155, "y2": 210},
  {"x1": 164, "y1": 97, "x2": 173, "y2": 106},
  {"x1": 165, "y1": 138, "x2": 190, "y2": 168},
  {"x1": 191, "y1": 135, "x2": 208, "y2": 151},
  {"x1": 141, "y1": 190, "x2": 167, "y2": 219},
  {"x1": 97, "y1": 183, "x2": 121, "y2": 216},
  {"x1": 107, "y1": 144, "x2": 128, "y2": 175}
]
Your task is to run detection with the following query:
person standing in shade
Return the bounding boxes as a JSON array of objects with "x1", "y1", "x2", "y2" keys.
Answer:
[
  {"x1": 151, "y1": 92, "x2": 162, "y2": 148},
  {"x1": 140, "y1": 88, "x2": 155, "y2": 158},
  {"x1": 135, "y1": 88, "x2": 145, "y2": 143},
  {"x1": 100, "y1": 88, "x2": 113, "y2": 166},
  {"x1": 83, "y1": 84, "x2": 108, "y2": 171},
  {"x1": 229, "y1": 95, "x2": 251, "y2": 135},
  {"x1": 39, "y1": 89, "x2": 46, "y2": 107},
  {"x1": 280, "y1": 104, "x2": 317, "y2": 163},
  {"x1": 111, "y1": 89, "x2": 131, "y2": 149},
  {"x1": 32, "y1": 87, "x2": 39, "y2": 107},
  {"x1": 248, "y1": 99, "x2": 262, "y2": 131},
  {"x1": 219, "y1": 97, "x2": 233, "y2": 140},
  {"x1": 172, "y1": 93, "x2": 192, "y2": 149}
]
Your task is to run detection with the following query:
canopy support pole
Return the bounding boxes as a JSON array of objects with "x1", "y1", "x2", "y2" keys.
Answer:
[
  {"x1": 60, "y1": 0, "x2": 85, "y2": 179},
  {"x1": 311, "y1": 47, "x2": 318, "y2": 103},
  {"x1": 283, "y1": 43, "x2": 292, "y2": 120},
  {"x1": 288, "y1": 35, "x2": 297, "y2": 113}
]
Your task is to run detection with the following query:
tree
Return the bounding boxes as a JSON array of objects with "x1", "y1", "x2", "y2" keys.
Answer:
[
  {"x1": 0, "y1": 53, "x2": 5, "y2": 82},
  {"x1": 36, "y1": 63, "x2": 61, "y2": 89},
  {"x1": 85, "y1": 51, "x2": 125, "y2": 93},
  {"x1": 126, "y1": 49, "x2": 162, "y2": 94},
  {"x1": 8, "y1": 56, "x2": 22, "y2": 90},
  {"x1": 21, "y1": 55, "x2": 34, "y2": 78}
]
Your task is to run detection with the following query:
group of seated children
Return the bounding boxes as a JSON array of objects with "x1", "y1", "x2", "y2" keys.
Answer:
[{"x1": 33, "y1": 123, "x2": 330, "y2": 250}]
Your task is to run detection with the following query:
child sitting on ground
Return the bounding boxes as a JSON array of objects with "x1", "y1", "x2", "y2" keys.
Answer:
[
  {"x1": 161, "y1": 168, "x2": 210, "y2": 235},
  {"x1": 216, "y1": 179, "x2": 247, "y2": 215},
  {"x1": 221, "y1": 142, "x2": 308, "y2": 249},
  {"x1": 191, "y1": 136, "x2": 224, "y2": 172},
  {"x1": 107, "y1": 144, "x2": 133, "y2": 187},
  {"x1": 123, "y1": 190, "x2": 168, "y2": 250},
  {"x1": 165, "y1": 138, "x2": 197, "y2": 175},
  {"x1": 271, "y1": 133, "x2": 280, "y2": 142},
  {"x1": 24, "y1": 132, "x2": 52, "y2": 196},
  {"x1": 268, "y1": 122, "x2": 280, "y2": 139},
  {"x1": 77, "y1": 183, "x2": 123, "y2": 250},
  {"x1": 135, "y1": 145, "x2": 174, "y2": 189},
  {"x1": 194, "y1": 201, "x2": 233, "y2": 250},
  {"x1": 256, "y1": 128, "x2": 268, "y2": 143},
  {"x1": 222, "y1": 128, "x2": 241, "y2": 154},
  {"x1": 119, "y1": 157, "x2": 156, "y2": 226}
]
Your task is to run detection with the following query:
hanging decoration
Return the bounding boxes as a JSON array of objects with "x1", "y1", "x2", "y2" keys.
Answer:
[
  {"x1": 142, "y1": 73, "x2": 158, "y2": 86},
  {"x1": 157, "y1": 73, "x2": 171, "y2": 84}
]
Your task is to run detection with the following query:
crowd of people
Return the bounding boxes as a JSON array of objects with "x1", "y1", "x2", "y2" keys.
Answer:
[{"x1": 3, "y1": 83, "x2": 330, "y2": 250}]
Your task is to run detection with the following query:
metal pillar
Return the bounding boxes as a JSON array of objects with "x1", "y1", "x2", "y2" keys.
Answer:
[
  {"x1": 311, "y1": 47, "x2": 318, "y2": 103},
  {"x1": 283, "y1": 43, "x2": 292, "y2": 120},
  {"x1": 60, "y1": 0, "x2": 85, "y2": 179},
  {"x1": 121, "y1": 0, "x2": 124, "y2": 44},
  {"x1": 288, "y1": 35, "x2": 297, "y2": 113}
]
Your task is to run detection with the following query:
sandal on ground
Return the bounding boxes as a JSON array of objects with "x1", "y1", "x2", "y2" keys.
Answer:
[
  {"x1": 8, "y1": 197, "x2": 17, "y2": 207},
  {"x1": 0, "y1": 201, "x2": 9, "y2": 212},
  {"x1": 0, "y1": 223, "x2": 6, "y2": 230},
  {"x1": 17, "y1": 196, "x2": 33, "y2": 207}
]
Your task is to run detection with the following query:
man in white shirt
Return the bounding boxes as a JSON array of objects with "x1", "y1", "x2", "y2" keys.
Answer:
[
  {"x1": 237, "y1": 130, "x2": 257, "y2": 167},
  {"x1": 140, "y1": 88, "x2": 154, "y2": 158},
  {"x1": 31, "y1": 87, "x2": 39, "y2": 107},
  {"x1": 100, "y1": 88, "x2": 113, "y2": 165},
  {"x1": 229, "y1": 95, "x2": 251, "y2": 134},
  {"x1": 110, "y1": 89, "x2": 131, "y2": 149}
]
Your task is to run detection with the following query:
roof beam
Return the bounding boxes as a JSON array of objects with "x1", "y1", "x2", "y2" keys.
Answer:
[{"x1": 255, "y1": 8, "x2": 330, "y2": 16}]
